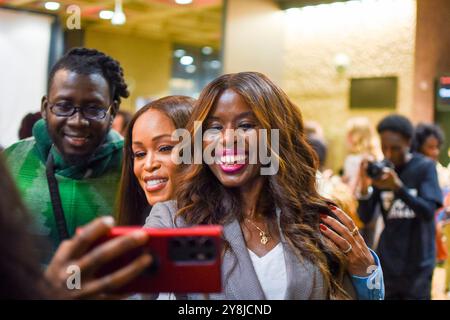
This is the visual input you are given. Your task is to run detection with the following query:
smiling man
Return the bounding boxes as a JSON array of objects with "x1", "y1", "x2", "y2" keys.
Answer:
[{"x1": 3, "y1": 48, "x2": 129, "y2": 258}]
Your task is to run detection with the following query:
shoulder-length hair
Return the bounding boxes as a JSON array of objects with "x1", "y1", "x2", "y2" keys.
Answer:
[
  {"x1": 117, "y1": 95, "x2": 194, "y2": 225},
  {"x1": 176, "y1": 72, "x2": 350, "y2": 299}
]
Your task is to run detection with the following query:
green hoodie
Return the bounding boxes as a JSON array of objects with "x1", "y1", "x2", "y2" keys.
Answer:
[{"x1": 4, "y1": 119, "x2": 123, "y2": 255}]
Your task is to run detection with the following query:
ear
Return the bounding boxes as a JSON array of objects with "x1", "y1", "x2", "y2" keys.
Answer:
[
  {"x1": 41, "y1": 96, "x2": 48, "y2": 120},
  {"x1": 109, "y1": 100, "x2": 119, "y2": 126},
  {"x1": 110, "y1": 100, "x2": 119, "y2": 120}
]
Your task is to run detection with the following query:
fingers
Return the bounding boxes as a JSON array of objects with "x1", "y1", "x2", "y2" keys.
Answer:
[
  {"x1": 319, "y1": 223, "x2": 351, "y2": 252},
  {"x1": 360, "y1": 158, "x2": 368, "y2": 170},
  {"x1": 76, "y1": 230, "x2": 149, "y2": 276},
  {"x1": 358, "y1": 160, "x2": 373, "y2": 190},
  {"x1": 49, "y1": 238, "x2": 78, "y2": 270},
  {"x1": 73, "y1": 253, "x2": 152, "y2": 299},
  {"x1": 320, "y1": 214, "x2": 354, "y2": 246},
  {"x1": 328, "y1": 206, "x2": 357, "y2": 234},
  {"x1": 359, "y1": 159, "x2": 368, "y2": 176},
  {"x1": 380, "y1": 169, "x2": 392, "y2": 181},
  {"x1": 69, "y1": 216, "x2": 116, "y2": 259},
  {"x1": 326, "y1": 206, "x2": 366, "y2": 244}
]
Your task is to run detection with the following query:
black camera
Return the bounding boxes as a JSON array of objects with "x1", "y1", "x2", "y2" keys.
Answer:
[{"x1": 366, "y1": 159, "x2": 394, "y2": 180}]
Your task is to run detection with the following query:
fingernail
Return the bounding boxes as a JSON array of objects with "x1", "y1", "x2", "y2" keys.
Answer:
[
  {"x1": 328, "y1": 204, "x2": 337, "y2": 210},
  {"x1": 320, "y1": 214, "x2": 328, "y2": 220},
  {"x1": 102, "y1": 216, "x2": 115, "y2": 227},
  {"x1": 320, "y1": 224, "x2": 327, "y2": 231}
]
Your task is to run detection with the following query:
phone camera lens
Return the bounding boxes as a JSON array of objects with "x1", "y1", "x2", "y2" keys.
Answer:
[{"x1": 196, "y1": 253, "x2": 207, "y2": 261}]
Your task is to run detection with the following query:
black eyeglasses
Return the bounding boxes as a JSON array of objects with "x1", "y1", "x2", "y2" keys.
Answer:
[{"x1": 48, "y1": 101, "x2": 113, "y2": 120}]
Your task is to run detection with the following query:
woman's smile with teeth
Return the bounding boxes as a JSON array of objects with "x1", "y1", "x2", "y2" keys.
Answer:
[
  {"x1": 146, "y1": 178, "x2": 168, "y2": 187},
  {"x1": 217, "y1": 154, "x2": 246, "y2": 165}
]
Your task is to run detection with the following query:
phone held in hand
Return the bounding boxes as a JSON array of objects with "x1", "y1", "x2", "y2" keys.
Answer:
[{"x1": 81, "y1": 226, "x2": 223, "y2": 294}]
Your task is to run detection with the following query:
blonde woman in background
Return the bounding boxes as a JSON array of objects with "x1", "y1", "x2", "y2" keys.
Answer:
[
  {"x1": 343, "y1": 117, "x2": 381, "y2": 194},
  {"x1": 342, "y1": 117, "x2": 383, "y2": 249},
  {"x1": 309, "y1": 136, "x2": 364, "y2": 233}
]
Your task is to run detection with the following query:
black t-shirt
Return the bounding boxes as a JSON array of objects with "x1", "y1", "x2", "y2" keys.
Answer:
[{"x1": 358, "y1": 153, "x2": 442, "y2": 276}]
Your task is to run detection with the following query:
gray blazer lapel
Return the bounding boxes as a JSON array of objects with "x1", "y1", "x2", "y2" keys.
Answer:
[
  {"x1": 222, "y1": 219, "x2": 266, "y2": 299},
  {"x1": 282, "y1": 242, "x2": 317, "y2": 299}
]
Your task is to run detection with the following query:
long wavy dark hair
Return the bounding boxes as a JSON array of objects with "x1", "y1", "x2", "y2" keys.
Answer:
[
  {"x1": 176, "y1": 72, "x2": 350, "y2": 299},
  {"x1": 117, "y1": 95, "x2": 194, "y2": 225}
]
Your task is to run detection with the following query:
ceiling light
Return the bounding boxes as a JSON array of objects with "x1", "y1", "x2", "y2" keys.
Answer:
[
  {"x1": 180, "y1": 56, "x2": 194, "y2": 66},
  {"x1": 201, "y1": 46, "x2": 213, "y2": 55},
  {"x1": 44, "y1": 2, "x2": 60, "y2": 11},
  {"x1": 175, "y1": 0, "x2": 193, "y2": 4},
  {"x1": 185, "y1": 65, "x2": 197, "y2": 74},
  {"x1": 112, "y1": 11, "x2": 126, "y2": 25},
  {"x1": 99, "y1": 10, "x2": 114, "y2": 20},
  {"x1": 334, "y1": 53, "x2": 351, "y2": 73},
  {"x1": 210, "y1": 60, "x2": 222, "y2": 69},
  {"x1": 112, "y1": 0, "x2": 126, "y2": 25},
  {"x1": 174, "y1": 49, "x2": 186, "y2": 58}
]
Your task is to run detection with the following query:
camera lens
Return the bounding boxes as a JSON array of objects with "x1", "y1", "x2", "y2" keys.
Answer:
[{"x1": 366, "y1": 161, "x2": 384, "y2": 179}]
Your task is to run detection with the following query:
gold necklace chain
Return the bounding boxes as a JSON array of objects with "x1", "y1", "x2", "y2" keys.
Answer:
[{"x1": 246, "y1": 218, "x2": 271, "y2": 245}]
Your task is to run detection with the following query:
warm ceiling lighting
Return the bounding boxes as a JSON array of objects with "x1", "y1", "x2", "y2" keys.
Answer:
[
  {"x1": 99, "y1": 10, "x2": 114, "y2": 20},
  {"x1": 174, "y1": 49, "x2": 186, "y2": 58},
  {"x1": 180, "y1": 56, "x2": 194, "y2": 66},
  {"x1": 44, "y1": 2, "x2": 60, "y2": 11},
  {"x1": 202, "y1": 46, "x2": 213, "y2": 55},
  {"x1": 112, "y1": 0, "x2": 126, "y2": 25},
  {"x1": 210, "y1": 60, "x2": 221, "y2": 69},
  {"x1": 185, "y1": 65, "x2": 197, "y2": 74},
  {"x1": 175, "y1": 0, "x2": 193, "y2": 4}
]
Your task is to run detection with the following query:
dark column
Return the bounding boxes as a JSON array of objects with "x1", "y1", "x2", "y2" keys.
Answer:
[{"x1": 413, "y1": 0, "x2": 450, "y2": 164}]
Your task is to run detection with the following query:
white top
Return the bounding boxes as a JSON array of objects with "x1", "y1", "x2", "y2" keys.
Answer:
[
  {"x1": 343, "y1": 154, "x2": 364, "y2": 190},
  {"x1": 248, "y1": 242, "x2": 287, "y2": 300}
]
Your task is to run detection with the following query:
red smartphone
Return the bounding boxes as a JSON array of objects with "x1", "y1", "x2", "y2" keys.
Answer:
[{"x1": 82, "y1": 226, "x2": 223, "y2": 294}]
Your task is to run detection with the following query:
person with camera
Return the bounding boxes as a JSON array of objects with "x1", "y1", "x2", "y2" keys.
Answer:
[{"x1": 357, "y1": 114, "x2": 442, "y2": 300}]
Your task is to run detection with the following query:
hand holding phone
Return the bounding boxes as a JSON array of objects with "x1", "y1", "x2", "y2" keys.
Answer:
[
  {"x1": 86, "y1": 225, "x2": 223, "y2": 294},
  {"x1": 45, "y1": 217, "x2": 152, "y2": 299}
]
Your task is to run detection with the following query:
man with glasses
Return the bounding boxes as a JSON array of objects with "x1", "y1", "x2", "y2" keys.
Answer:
[{"x1": 3, "y1": 48, "x2": 130, "y2": 259}]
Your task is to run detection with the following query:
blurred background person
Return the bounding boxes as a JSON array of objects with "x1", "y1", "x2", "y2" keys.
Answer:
[
  {"x1": 412, "y1": 123, "x2": 449, "y2": 191},
  {"x1": 412, "y1": 123, "x2": 450, "y2": 298},
  {"x1": 311, "y1": 136, "x2": 364, "y2": 232},
  {"x1": 342, "y1": 117, "x2": 383, "y2": 248},
  {"x1": 343, "y1": 117, "x2": 380, "y2": 194},
  {"x1": 18, "y1": 112, "x2": 42, "y2": 140},
  {"x1": 112, "y1": 110, "x2": 133, "y2": 137},
  {"x1": 357, "y1": 114, "x2": 442, "y2": 300},
  {"x1": 305, "y1": 120, "x2": 326, "y2": 145}
]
